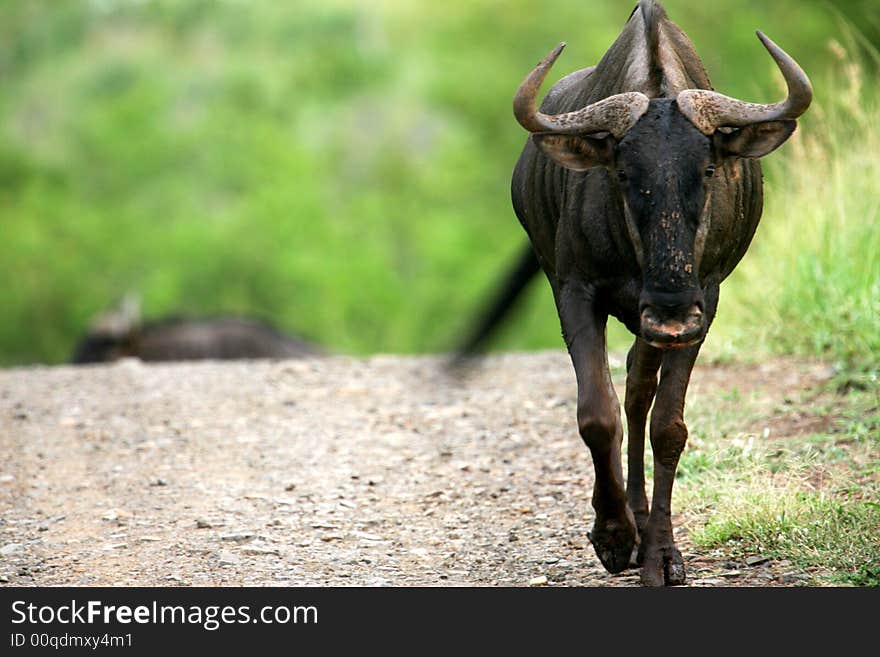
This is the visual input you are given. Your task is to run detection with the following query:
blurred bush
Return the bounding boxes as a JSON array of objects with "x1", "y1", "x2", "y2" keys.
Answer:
[{"x1": 0, "y1": 0, "x2": 874, "y2": 365}]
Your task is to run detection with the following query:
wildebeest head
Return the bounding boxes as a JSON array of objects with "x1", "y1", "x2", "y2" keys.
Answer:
[
  {"x1": 514, "y1": 33, "x2": 812, "y2": 348},
  {"x1": 71, "y1": 295, "x2": 141, "y2": 363}
]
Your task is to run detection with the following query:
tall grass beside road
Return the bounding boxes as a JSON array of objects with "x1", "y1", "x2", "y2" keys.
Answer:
[{"x1": 709, "y1": 39, "x2": 879, "y2": 373}]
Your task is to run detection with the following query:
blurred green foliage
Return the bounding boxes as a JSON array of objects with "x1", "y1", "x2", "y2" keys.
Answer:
[{"x1": 0, "y1": 0, "x2": 876, "y2": 366}]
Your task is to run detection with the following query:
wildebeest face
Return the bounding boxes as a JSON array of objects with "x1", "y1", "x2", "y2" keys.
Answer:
[
  {"x1": 615, "y1": 100, "x2": 712, "y2": 348},
  {"x1": 533, "y1": 99, "x2": 796, "y2": 348}
]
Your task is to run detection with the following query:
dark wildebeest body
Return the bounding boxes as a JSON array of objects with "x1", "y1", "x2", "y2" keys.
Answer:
[
  {"x1": 472, "y1": 1, "x2": 811, "y2": 585},
  {"x1": 72, "y1": 315, "x2": 320, "y2": 364}
]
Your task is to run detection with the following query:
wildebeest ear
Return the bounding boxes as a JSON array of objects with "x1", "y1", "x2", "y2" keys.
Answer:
[
  {"x1": 532, "y1": 133, "x2": 613, "y2": 171},
  {"x1": 719, "y1": 120, "x2": 797, "y2": 159}
]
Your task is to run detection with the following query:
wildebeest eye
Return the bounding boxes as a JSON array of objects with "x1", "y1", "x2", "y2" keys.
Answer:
[
  {"x1": 704, "y1": 165, "x2": 716, "y2": 178},
  {"x1": 617, "y1": 169, "x2": 628, "y2": 182}
]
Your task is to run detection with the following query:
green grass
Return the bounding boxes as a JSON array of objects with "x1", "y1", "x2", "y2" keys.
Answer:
[
  {"x1": 694, "y1": 493, "x2": 880, "y2": 586},
  {"x1": 671, "y1": 377, "x2": 880, "y2": 586}
]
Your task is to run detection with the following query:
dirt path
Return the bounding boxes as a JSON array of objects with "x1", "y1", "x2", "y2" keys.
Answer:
[{"x1": 0, "y1": 352, "x2": 833, "y2": 587}]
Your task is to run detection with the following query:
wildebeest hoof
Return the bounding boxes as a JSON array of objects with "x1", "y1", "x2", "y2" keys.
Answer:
[
  {"x1": 587, "y1": 515, "x2": 638, "y2": 574},
  {"x1": 665, "y1": 559, "x2": 687, "y2": 585},
  {"x1": 628, "y1": 544, "x2": 642, "y2": 569},
  {"x1": 640, "y1": 547, "x2": 686, "y2": 586}
]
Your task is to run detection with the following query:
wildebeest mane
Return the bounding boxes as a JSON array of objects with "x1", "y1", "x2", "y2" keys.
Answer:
[{"x1": 541, "y1": 0, "x2": 713, "y2": 116}]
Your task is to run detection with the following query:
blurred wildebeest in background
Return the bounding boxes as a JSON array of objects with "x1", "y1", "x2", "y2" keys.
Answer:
[{"x1": 71, "y1": 297, "x2": 320, "y2": 363}]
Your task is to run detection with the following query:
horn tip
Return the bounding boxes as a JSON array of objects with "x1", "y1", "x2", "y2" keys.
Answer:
[
  {"x1": 533, "y1": 42, "x2": 565, "y2": 69},
  {"x1": 755, "y1": 30, "x2": 773, "y2": 47}
]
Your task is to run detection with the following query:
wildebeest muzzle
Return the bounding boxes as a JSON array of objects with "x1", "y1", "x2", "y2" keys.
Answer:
[{"x1": 639, "y1": 288, "x2": 705, "y2": 349}]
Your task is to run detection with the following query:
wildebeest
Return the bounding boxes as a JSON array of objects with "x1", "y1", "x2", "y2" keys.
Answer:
[
  {"x1": 459, "y1": 1, "x2": 811, "y2": 585},
  {"x1": 72, "y1": 299, "x2": 319, "y2": 363}
]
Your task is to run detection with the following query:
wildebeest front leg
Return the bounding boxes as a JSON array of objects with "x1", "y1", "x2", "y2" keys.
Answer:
[
  {"x1": 624, "y1": 338, "x2": 663, "y2": 546},
  {"x1": 556, "y1": 281, "x2": 636, "y2": 574},
  {"x1": 640, "y1": 344, "x2": 700, "y2": 586}
]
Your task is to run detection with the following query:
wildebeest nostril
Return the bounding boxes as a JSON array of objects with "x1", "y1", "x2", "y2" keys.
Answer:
[
  {"x1": 640, "y1": 306, "x2": 663, "y2": 326},
  {"x1": 685, "y1": 305, "x2": 703, "y2": 323},
  {"x1": 641, "y1": 303, "x2": 702, "y2": 325}
]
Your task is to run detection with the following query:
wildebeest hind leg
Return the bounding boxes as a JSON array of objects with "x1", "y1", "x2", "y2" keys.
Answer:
[
  {"x1": 640, "y1": 344, "x2": 700, "y2": 586},
  {"x1": 623, "y1": 338, "x2": 663, "y2": 566},
  {"x1": 557, "y1": 281, "x2": 636, "y2": 575}
]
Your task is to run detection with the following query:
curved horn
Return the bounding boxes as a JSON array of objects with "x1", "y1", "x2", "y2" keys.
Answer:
[
  {"x1": 513, "y1": 43, "x2": 650, "y2": 138},
  {"x1": 677, "y1": 31, "x2": 813, "y2": 135}
]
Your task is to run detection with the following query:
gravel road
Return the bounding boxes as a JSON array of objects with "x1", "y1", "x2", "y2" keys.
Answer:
[{"x1": 0, "y1": 352, "x2": 824, "y2": 587}]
